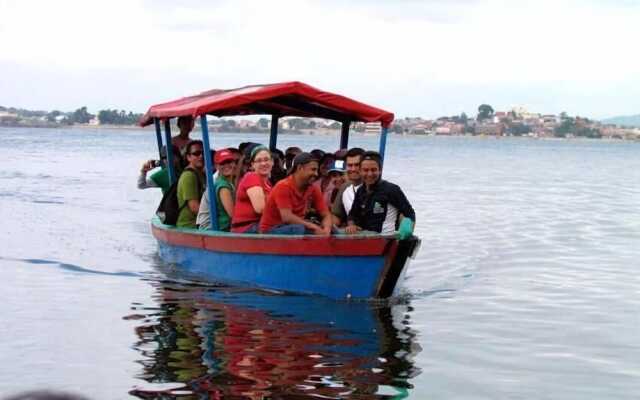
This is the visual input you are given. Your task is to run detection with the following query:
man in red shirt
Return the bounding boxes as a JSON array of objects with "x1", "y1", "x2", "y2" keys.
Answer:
[{"x1": 260, "y1": 153, "x2": 332, "y2": 235}]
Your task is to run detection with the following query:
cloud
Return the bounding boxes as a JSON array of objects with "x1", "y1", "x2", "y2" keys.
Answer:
[{"x1": 0, "y1": 0, "x2": 638, "y2": 118}]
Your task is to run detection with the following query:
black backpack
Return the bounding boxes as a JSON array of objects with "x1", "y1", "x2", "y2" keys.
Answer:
[{"x1": 156, "y1": 168, "x2": 202, "y2": 226}]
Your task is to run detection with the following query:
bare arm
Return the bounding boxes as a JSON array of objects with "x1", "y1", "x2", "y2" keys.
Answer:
[
  {"x1": 318, "y1": 210, "x2": 332, "y2": 236},
  {"x1": 246, "y1": 186, "x2": 266, "y2": 214},
  {"x1": 137, "y1": 160, "x2": 159, "y2": 189},
  {"x1": 218, "y1": 187, "x2": 234, "y2": 218},
  {"x1": 279, "y1": 208, "x2": 323, "y2": 233}
]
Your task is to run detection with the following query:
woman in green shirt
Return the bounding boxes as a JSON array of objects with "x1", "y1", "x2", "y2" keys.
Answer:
[{"x1": 197, "y1": 148, "x2": 237, "y2": 231}]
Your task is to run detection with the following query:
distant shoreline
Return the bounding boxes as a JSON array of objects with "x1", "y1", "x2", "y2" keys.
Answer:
[{"x1": 2, "y1": 124, "x2": 638, "y2": 143}]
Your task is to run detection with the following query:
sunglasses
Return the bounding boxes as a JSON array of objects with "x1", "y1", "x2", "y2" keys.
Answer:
[{"x1": 189, "y1": 151, "x2": 203, "y2": 157}]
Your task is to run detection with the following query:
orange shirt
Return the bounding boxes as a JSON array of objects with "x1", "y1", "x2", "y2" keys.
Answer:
[{"x1": 259, "y1": 176, "x2": 328, "y2": 233}]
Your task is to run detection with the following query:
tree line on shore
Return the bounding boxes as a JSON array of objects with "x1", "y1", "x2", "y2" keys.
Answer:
[{"x1": 0, "y1": 105, "x2": 142, "y2": 126}]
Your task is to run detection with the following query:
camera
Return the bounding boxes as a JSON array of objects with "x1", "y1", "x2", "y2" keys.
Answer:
[{"x1": 151, "y1": 160, "x2": 162, "y2": 168}]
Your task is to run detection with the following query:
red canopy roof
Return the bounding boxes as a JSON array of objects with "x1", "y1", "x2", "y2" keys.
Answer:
[{"x1": 139, "y1": 81, "x2": 394, "y2": 128}]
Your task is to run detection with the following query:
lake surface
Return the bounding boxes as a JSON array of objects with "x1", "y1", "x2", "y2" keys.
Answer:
[{"x1": 1, "y1": 127, "x2": 639, "y2": 399}]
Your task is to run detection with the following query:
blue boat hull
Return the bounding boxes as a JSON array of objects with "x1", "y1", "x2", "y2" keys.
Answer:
[
  {"x1": 152, "y1": 218, "x2": 418, "y2": 299},
  {"x1": 158, "y1": 241, "x2": 387, "y2": 298}
]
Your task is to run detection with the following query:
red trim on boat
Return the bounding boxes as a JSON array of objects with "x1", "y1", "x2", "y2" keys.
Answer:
[{"x1": 152, "y1": 224, "x2": 392, "y2": 256}]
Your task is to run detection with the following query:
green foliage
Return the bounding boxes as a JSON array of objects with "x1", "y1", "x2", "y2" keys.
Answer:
[
  {"x1": 257, "y1": 118, "x2": 269, "y2": 129},
  {"x1": 97, "y1": 109, "x2": 142, "y2": 125},
  {"x1": 554, "y1": 117, "x2": 602, "y2": 138},
  {"x1": 477, "y1": 104, "x2": 494, "y2": 121},
  {"x1": 71, "y1": 106, "x2": 94, "y2": 124}
]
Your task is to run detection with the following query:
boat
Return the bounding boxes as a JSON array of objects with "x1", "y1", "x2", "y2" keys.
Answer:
[{"x1": 139, "y1": 81, "x2": 421, "y2": 299}]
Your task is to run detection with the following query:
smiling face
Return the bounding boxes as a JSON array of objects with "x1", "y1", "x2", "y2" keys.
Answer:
[
  {"x1": 296, "y1": 160, "x2": 319, "y2": 187},
  {"x1": 216, "y1": 158, "x2": 237, "y2": 179},
  {"x1": 345, "y1": 154, "x2": 362, "y2": 183},
  {"x1": 360, "y1": 159, "x2": 381, "y2": 187},
  {"x1": 251, "y1": 149, "x2": 273, "y2": 177},
  {"x1": 186, "y1": 143, "x2": 204, "y2": 170}
]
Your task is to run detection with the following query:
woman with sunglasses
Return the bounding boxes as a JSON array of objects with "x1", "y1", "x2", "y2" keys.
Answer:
[
  {"x1": 176, "y1": 140, "x2": 205, "y2": 228},
  {"x1": 231, "y1": 145, "x2": 273, "y2": 233},
  {"x1": 197, "y1": 148, "x2": 237, "y2": 231}
]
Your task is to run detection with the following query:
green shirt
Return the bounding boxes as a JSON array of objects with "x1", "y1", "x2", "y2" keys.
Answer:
[
  {"x1": 177, "y1": 169, "x2": 204, "y2": 228},
  {"x1": 150, "y1": 168, "x2": 170, "y2": 194},
  {"x1": 215, "y1": 175, "x2": 235, "y2": 231}
]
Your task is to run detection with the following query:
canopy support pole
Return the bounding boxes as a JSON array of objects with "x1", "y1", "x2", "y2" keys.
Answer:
[
  {"x1": 378, "y1": 126, "x2": 388, "y2": 166},
  {"x1": 154, "y1": 118, "x2": 164, "y2": 160},
  {"x1": 200, "y1": 115, "x2": 218, "y2": 231},
  {"x1": 163, "y1": 119, "x2": 177, "y2": 185},
  {"x1": 340, "y1": 120, "x2": 350, "y2": 150},
  {"x1": 269, "y1": 115, "x2": 279, "y2": 151}
]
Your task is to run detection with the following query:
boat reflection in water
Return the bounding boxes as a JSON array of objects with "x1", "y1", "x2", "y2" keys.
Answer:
[{"x1": 128, "y1": 279, "x2": 421, "y2": 399}]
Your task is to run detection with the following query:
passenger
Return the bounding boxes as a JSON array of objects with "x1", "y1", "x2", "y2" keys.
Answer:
[
  {"x1": 227, "y1": 147, "x2": 243, "y2": 183},
  {"x1": 334, "y1": 148, "x2": 348, "y2": 161},
  {"x1": 260, "y1": 152, "x2": 332, "y2": 236},
  {"x1": 331, "y1": 147, "x2": 365, "y2": 226},
  {"x1": 284, "y1": 146, "x2": 302, "y2": 172},
  {"x1": 230, "y1": 145, "x2": 273, "y2": 233},
  {"x1": 227, "y1": 147, "x2": 242, "y2": 163},
  {"x1": 269, "y1": 148, "x2": 287, "y2": 185},
  {"x1": 176, "y1": 140, "x2": 205, "y2": 228},
  {"x1": 137, "y1": 145, "x2": 182, "y2": 194},
  {"x1": 197, "y1": 148, "x2": 237, "y2": 231},
  {"x1": 310, "y1": 149, "x2": 325, "y2": 162},
  {"x1": 172, "y1": 116, "x2": 195, "y2": 152},
  {"x1": 324, "y1": 160, "x2": 346, "y2": 205},
  {"x1": 313, "y1": 153, "x2": 334, "y2": 195},
  {"x1": 318, "y1": 153, "x2": 336, "y2": 185},
  {"x1": 345, "y1": 151, "x2": 415, "y2": 239},
  {"x1": 235, "y1": 142, "x2": 261, "y2": 184}
]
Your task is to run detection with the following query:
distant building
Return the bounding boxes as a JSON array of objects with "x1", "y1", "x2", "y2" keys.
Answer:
[
  {"x1": 475, "y1": 123, "x2": 504, "y2": 136},
  {"x1": 364, "y1": 122, "x2": 381, "y2": 135}
]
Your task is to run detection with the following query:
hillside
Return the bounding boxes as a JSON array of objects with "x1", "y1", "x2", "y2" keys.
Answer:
[{"x1": 601, "y1": 114, "x2": 640, "y2": 127}]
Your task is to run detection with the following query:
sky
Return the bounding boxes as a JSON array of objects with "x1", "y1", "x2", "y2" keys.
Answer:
[{"x1": 1, "y1": 0, "x2": 638, "y2": 119}]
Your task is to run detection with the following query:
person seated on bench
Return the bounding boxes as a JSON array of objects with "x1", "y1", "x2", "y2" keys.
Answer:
[
  {"x1": 230, "y1": 145, "x2": 273, "y2": 233},
  {"x1": 259, "y1": 153, "x2": 332, "y2": 236},
  {"x1": 176, "y1": 140, "x2": 205, "y2": 228},
  {"x1": 197, "y1": 148, "x2": 237, "y2": 231},
  {"x1": 345, "y1": 151, "x2": 415, "y2": 240}
]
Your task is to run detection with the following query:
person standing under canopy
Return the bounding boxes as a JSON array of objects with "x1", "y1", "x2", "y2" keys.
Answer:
[
  {"x1": 172, "y1": 116, "x2": 195, "y2": 152},
  {"x1": 176, "y1": 140, "x2": 205, "y2": 228},
  {"x1": 260, "y1": 153, "x2": 332, "y2": 236},
  {"x1": 345, "y1": 151, "x2": 415, "y2": 240}
]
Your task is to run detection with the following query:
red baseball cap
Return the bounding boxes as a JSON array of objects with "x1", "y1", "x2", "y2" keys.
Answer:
[{"x1": 214, "y1": 149, "x2": 235, "y2": 164}]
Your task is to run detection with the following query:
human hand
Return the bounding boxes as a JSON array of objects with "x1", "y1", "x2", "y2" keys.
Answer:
[
  {"x1": 309, "y1": 224, "x2": 325, "y2": 235},
  {"x1": 398, "y1": 218, "x2": 414, "y2": 240},
  {"x1": 344, "y1": 225, "x2": 360, "y2": 235},
  {"x1": 141, "y1": 160, "x2": 155, "y2": 173}
]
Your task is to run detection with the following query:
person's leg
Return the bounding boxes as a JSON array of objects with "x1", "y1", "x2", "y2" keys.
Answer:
[
  {"x1": 267, "y1": 224, "x2": 306, "y2": 235},
  {"x1": 243, "y1": 223, "x2": 259, "y2": 234}
]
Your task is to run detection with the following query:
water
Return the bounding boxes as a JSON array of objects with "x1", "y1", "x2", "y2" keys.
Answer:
[{"x1": 1, "y1": 127, "x2": 639, "y2": 399}]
